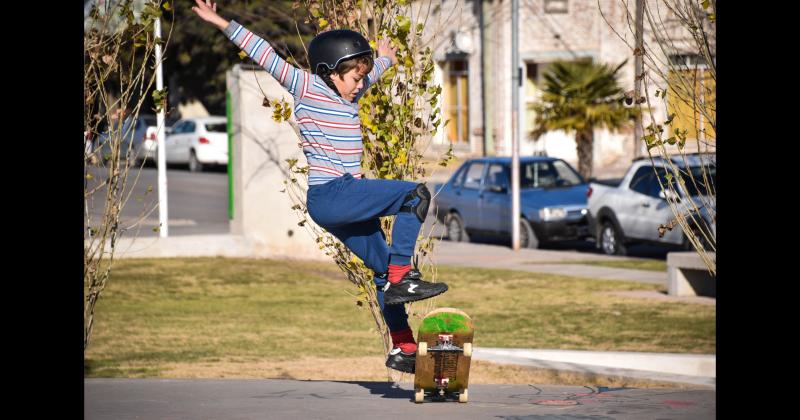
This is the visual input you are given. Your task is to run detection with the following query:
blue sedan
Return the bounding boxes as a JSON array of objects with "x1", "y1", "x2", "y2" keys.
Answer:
[{"x1": 433, "y1": 157, "x2": 591, "y2": 248}]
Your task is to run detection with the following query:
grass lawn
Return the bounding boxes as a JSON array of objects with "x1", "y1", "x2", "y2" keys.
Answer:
[{"x1": 85, "y1": 257, "x2": 714, "y2": 387}]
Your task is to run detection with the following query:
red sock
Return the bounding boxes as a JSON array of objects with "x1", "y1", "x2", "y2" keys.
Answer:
[
  {"x1": 390, "y1": 328, "x2": 418, "y2": 354},
  {"x1": 388, "y1": 264, "x2": 412, "y2": 284}
]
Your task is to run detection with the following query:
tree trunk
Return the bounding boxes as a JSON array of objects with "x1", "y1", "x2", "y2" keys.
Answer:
[{"x1": 576, "y1": 128, "x2": 594, "y2": 179}]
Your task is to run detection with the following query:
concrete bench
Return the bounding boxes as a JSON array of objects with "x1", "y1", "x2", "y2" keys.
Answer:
[{"x1": 667, "y1": 251, "x2": 716, "y2": 297}]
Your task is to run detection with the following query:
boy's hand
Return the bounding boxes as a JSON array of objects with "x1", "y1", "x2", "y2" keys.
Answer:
[
  {"x1": 376, "y1": 39, "x2": 398, "y2": 66},
  {"x1": 192, "y1": 0, "x2": 229, "y2": 30}
]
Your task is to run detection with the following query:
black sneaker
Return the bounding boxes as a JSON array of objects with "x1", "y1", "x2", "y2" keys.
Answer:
[
  {"x1": 383, "y1": 269, "x2": 449, "y2": 305},
  {"x1": 385, "y1": 348, "x2": 416, "y2": 373}
]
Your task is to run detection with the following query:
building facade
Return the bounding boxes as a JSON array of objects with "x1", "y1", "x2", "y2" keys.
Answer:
[{"x1": 423, "y1": 0, "x2": 715, "y2": 178}]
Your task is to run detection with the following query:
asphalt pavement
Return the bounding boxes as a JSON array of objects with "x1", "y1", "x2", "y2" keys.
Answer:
[{"x1": 85, "y1": 378, "x2": 715, "y2": 420}]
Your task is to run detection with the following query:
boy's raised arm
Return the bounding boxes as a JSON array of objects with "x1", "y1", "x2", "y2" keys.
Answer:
[
  {"x1": 192, "y1": 0, "x2": 309, "y2": 100},
  {"x1": 355, "y1": 39, "x2": 398, "y2": 102}
]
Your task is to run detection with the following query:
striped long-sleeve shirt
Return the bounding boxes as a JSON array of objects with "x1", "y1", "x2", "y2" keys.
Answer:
[{"x1": 224, "y1": 21, "x2": 393, "y2": 185}]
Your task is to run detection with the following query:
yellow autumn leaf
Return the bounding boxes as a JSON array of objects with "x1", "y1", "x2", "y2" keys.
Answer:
[
  {"x1": 238, "y1": 51, "x2": 247, "y2": 60},
  {"x1": 318, "y1": 18, "x2": 329, "y2": 28}
]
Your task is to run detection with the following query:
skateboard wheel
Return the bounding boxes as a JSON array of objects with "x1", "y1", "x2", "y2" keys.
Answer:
[
  {"x1": 415, "y1": 388, "x2": 424, "y2": 403},
  {"x1": 463, "y1": 342, "x2": 472, "y2": 357},
  {"x1": 459, "y1": 388, "x2": 468, "y2": 403},
  {"x1": 418, "y1": 341, "x2": 427, "y2": 356}
]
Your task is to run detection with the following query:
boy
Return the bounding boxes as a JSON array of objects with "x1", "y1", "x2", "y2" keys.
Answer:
[{"x1": 192, "y1": 0, "x2": 448, "y2": 374}]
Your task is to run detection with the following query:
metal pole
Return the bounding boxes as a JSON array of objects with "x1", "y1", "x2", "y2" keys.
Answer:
[
  {"x1": 155, "y1": 16, "x2": 169, "y2": 237},
  {"x1": 511, "y1": 0, "x2": 520, "y2": 250},
  {"x1": 633, "y1": 0, "x2": 645, "y2": 159},
  {"x1": 481, "y1": 0, "x2": 494, "y2": 156}
]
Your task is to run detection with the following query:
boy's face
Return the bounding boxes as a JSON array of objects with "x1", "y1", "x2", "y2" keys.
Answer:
[{"x1": 332, "y1": 66, "x2": 368, "y2": 102}]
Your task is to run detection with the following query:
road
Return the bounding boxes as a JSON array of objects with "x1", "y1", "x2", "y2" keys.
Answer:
[{"x1": 85, "y1": 165, "x2": 230, "y2": 237}]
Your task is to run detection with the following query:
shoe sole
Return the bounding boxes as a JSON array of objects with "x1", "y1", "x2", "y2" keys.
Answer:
[
  {"x1": 384, "y1": 285, "x2": 449, "y2": 305},
  {"x1": 385, "y1": 361, "x2": 415, "y2": 374}
]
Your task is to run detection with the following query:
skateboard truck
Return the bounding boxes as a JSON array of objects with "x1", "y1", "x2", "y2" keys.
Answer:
[
  {"x1": 435, "y1": 376, "x2": 449, "y2": 396},
  {"x1": 428, "y1": 334, "x2": 463, "y2": 353}
]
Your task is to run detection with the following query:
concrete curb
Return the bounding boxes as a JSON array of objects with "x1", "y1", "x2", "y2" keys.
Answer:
[{"x1": 473, "y1": 347, "x2": 715, "y2": 388}]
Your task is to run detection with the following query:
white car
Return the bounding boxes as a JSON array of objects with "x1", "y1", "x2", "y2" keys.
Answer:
[
  {"x1": 136, "y1": 123, "x2": 161, "y2": 165},
  {"x1": 587, "y1": 154, "x2": 716, "y2": 255},
  {"x1": 165, "y1": 116, "x2": 229, "y2": 172}
]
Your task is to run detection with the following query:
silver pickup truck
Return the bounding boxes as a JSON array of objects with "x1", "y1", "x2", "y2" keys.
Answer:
[{"x1": 587, "y1": 154, "x2": 716, "y2": 255}]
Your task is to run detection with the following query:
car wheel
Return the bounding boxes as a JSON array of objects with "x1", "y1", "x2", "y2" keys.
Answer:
[
  {"x1": 520, "y1": 218, "x2": 540, "y2": 249},
  {"x1": 446, "y1": 213, "x2": 469, "y2": 242},
  {"x1": 600, "y1": 220, "x2": 626, "y2": 256},
  {"x1": 189, "y1": 150, "x2": 204, "y2": 172}
]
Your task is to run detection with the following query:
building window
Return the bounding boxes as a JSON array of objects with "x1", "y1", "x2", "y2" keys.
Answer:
[
  {"x1": 524, "y1": 62, "x2": 541, "y2": 140},
  {"x1": 667, "y1": 54, "x2": 716, "y2": 141},
  {"x1": 442, "y1": 59, "x2": 470, "y2": 143},
  {"x1": 524, "y1": 61, "x2": 552, "y2": 154},
  {"x1": 544, "y1": 0, "x2": 568, "y2": 14}
]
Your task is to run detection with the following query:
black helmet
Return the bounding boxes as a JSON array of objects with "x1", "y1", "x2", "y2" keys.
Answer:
[{"x1": 308, "y1": 30, "x2": 373, "y2": 74}]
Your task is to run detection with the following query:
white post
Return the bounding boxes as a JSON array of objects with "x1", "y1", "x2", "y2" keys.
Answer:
[
  {"x1": 633, "y1": 0, "x2": 645, "y2": 159},
  {"x1": 155, "y1": 16, "x2": 168, "y2": 237},
  {"x1": 511, "y1": 0, "x2": 520, "y2": 250}
]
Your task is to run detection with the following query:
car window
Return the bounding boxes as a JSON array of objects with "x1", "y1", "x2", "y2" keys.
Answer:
[
  {"x1": 205, "y1": 122, "x2": 227, "y2": 133},
  {"x1": 170, "y1": 121, "x2": 185, "y2": 134},
  {"x1": 552, "y1": 160, "x2": 583, "y2": 186},
  {"x1": 520, "y1": 161, "x2": 558, "y2": 188},
  {"x1": 678, "y1": 165, "x2": 716, "y2": 197},
  {"x1": 486, "y1": 164, "x2": 508, "y2": 189},
  {"x1": 185, "y1": 121, "x2": 196, "y2": 133},
  {"x1": 463, "y1": 163, "x2": 485, "y2": 190},
  {"x1": 649, "y1": 167, "x2": 675, "y2": 198},
  {"x1": 629, "y1": 166, "x2": 653, "y2": 195},
  {"x1": 451, "y1": 165, "x2": 467, "y2": 188},
  {"x1": 143, "y1": 115, "x2": 157, "y2": 127}
]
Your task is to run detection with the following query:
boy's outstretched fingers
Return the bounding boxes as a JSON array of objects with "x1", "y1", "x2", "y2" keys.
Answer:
[
  {"x1": 376, "y1": 39, "x2": 398, "y2": 65},
  {"x1": 192, "y1": 0, "x2": 217, "y2": 14},
  {"x1": 192, "y1": 0, "x2": 228, "y2": 29}
]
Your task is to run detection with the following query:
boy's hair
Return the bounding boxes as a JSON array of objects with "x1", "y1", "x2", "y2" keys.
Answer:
[
  {"x1": 319, "y1": 55, "x2": 374, "y2": 96},
  {"x1": 334, "y1": 54, "x2": 374, "y2": 76}
]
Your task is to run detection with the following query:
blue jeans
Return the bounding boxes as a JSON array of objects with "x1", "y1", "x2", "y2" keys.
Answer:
[{"x1": 307, "y1": 173, "x2": 423, "y2": 331}]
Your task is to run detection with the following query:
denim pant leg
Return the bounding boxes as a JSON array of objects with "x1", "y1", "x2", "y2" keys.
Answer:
[
  {"x1": 389, "y1": 198, "x2": 422, "y2": 266},
  {"x1": 307, "y1": 174, "x2": 423, "y2": 267},
  {"x1": 325, "y1": 220, "x2": 410, "y2": 332}
]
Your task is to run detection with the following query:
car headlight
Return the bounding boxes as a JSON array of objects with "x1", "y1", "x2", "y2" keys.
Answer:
[{"x1": 539, "y1": 207, "x2": 567, "y2": 221}]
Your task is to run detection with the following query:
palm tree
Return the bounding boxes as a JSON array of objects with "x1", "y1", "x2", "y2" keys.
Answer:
[{"x1": 532, "y1": 60, "x2": 636, "y2": 179}]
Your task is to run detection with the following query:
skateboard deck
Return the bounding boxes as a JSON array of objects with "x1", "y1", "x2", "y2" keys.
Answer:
[{"x1": 413, "y1": 307, "x2": 474, "y2": 403}]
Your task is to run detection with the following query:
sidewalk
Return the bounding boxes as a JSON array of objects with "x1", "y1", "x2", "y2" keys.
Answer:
[
  {"x1": 473, "y1": 348, "x2": 715, "y2": 388},
  {"x1": 433, "y1": 241, "x2": 667, "y2": 285}
]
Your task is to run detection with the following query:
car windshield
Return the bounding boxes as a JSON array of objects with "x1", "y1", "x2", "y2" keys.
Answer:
[
  {"x1": 205, "y1": 122, "x2": 227, "y2": 133},
  {"x1": 672, "y1": 165, "x2": 716, "y2": 197},
  {"x1": 519, "y1": 160, "x2": 583, "y2": 189}
]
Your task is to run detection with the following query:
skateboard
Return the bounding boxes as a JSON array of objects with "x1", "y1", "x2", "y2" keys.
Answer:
[{"x1": 413, "y1": 307, "x2": 474, "y2": 403}]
